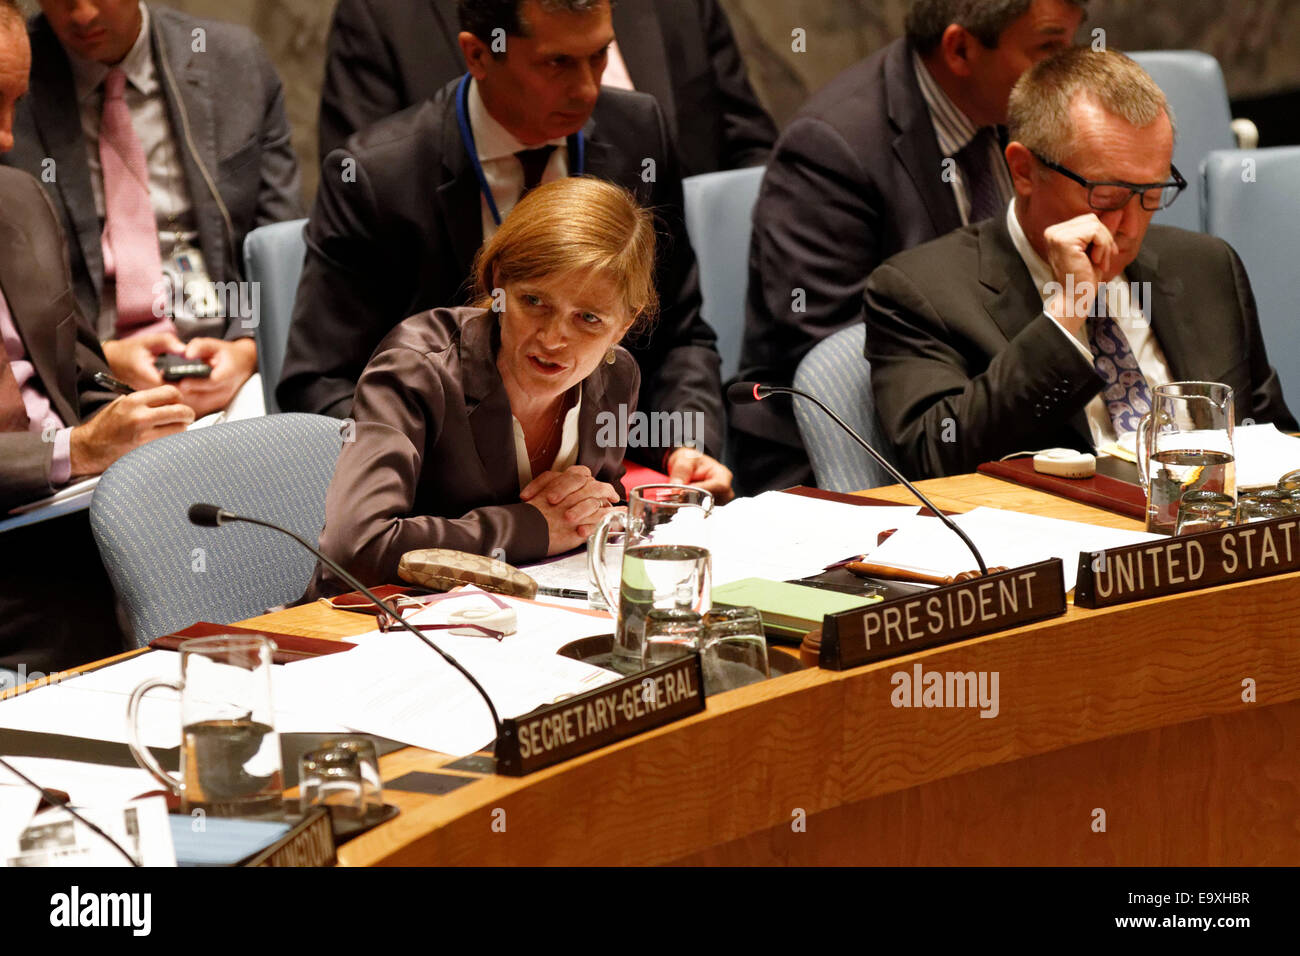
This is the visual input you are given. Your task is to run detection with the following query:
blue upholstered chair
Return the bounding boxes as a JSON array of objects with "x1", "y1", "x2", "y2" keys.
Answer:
[
  {"x1": 89, "y1": 414, "x2": 345, "y2": 645},
  {"x1": 681, "y1": 166, "x2": 765, "y2": 382},
  {"x1": 1129, "y1": 51, "x2": 1235, "y2": 233},
  {"x1": 1202, "y1": 146, "x2": 1300, "y2": 408},
  {"x1": 792, "y1": 324, "x2": 898, "y2": 492},
  {"x1": 242, "y1": 219, "x2": 309, "y2": 414}
]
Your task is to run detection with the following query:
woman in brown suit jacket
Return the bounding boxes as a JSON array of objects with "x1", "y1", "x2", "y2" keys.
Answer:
[{"x1": 308, "y1": 178, "x2": 657, "y2": 594}]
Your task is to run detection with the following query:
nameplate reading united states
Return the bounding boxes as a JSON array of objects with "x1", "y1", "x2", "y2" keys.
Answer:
[
  {"x1": 495, "y1": 653, "x2": 705, "y2": 776},
  {"x1": 1075, "y1": 514, "x2": 1300, "y2": 608},
  {"x1": 819, "y1": 560, "x2": 1067, "y2": 670}
]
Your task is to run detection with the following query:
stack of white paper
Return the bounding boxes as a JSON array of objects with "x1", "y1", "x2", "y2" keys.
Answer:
[{"x1": 864, "y1": 506, "x2": 1163, "y2": 591}]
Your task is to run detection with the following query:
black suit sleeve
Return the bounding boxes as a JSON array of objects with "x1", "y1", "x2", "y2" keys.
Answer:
[
  {"x1": 631, "y1": 100, "x2": 725, "y2": 464},
  {"x1": 864, "y1": 263, "x2": 1101, "y2": 479},
  {"x1": 277, "y1": 146, "x2": 401, "y2": 418},
  {"x1": 744, "y1": 116, "x2": 890, "y2": 393},
  {"x1": 318, "y1": 0, "x2": 406, "y2": 165},
  {"x1": 698, "y1": 0, "x2": 776, "y2": 170},
  {"x1": 1226, "y1": 243, "x2": 1298, "y2": 432}
]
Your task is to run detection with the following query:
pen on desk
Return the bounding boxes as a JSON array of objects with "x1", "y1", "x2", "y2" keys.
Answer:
[
  {"x1": 536, "y1": 586, "x2": 591, "y2": 601},
  {"x1": 92, "y1": 371, "x2": 135, "y2": 396}
]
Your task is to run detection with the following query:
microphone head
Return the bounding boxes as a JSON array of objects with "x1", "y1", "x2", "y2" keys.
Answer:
[
  {"x1": 188, "y1": 503, "x2": 227, "y2": 527},
  {"x1": 727, "y1": 381, "x2": 767, "y2": 405}
]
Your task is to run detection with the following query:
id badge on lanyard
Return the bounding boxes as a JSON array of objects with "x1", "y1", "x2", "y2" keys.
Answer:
[{"x1": 160, "y1": 237, "x2": 220, "y2": 322}]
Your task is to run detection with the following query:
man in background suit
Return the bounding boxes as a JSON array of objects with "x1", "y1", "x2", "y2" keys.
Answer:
[
  {"x1": 281, "y1": 0, "x2": 733, "y2": 497},
  {"x1": 732, "y1": 0, "x2": 1086, "y2": 494},
  {"x1": 0, "y1": 1, "x2": 193, "y2": 677},
  {"x1": 865, "y1": 47, "x2": 1295, "y2": 479},
  {"x1": 2, "y1": 0, "x2": 302, "y2": 417},
  {"x1": 317, "y1": 0, "x2": 776, "y2": 178}
]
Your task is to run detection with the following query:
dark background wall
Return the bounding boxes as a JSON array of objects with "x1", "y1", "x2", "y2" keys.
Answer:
[{"x1": 18, "y1": 0, "x2": 1300, "y2": 203}]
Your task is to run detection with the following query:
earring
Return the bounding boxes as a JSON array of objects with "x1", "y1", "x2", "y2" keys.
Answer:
[{"x1": 605, "y1": 348, "x2": 616, "y2": 365}]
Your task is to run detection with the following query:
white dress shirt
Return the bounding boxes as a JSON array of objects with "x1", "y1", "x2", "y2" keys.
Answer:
[
  {"x1": 65, "y1": 2, "x2": 200, "y2": 338},
  {"x1": 1006, "y1": 199, "x2": 1174, "y2": 449},
  {"x1": 467, "y1": 79, "x2": 569, "y2": 241},
  {"x1": 511, "y1": 385, "x2": 583, "y2": 489}
]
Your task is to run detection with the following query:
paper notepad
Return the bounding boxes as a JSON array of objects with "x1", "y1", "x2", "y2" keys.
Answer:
[{"x1": 711, "y1": 578, "x2": 883, "y2": 638}]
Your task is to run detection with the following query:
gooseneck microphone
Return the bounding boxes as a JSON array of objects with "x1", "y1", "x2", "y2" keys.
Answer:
[
  {"x1": 187, "y1": 504, "x2": 503, "y2": 745},
  {"x1": 728, "y1": 382, "x2": 989, "y2": 576}
]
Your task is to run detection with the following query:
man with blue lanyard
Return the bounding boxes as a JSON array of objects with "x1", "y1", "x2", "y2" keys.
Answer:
[{"x1": 279, "y1": 0, "x2": 732, "y2": 498}]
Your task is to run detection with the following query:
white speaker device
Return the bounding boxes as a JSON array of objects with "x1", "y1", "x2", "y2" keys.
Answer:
[{"x1": 1031, "y1": 448, "x2": 1097, "y2": 479}]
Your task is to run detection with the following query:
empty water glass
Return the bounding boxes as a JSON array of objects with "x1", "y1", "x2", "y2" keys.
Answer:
[
  {"x1": 641, "y1": 608, "x2": 702, "y2": 669},
  {"x1": 1175, "y1": 489, "x2": 1237, "y2": 535},
  {"x1": 701, "y1": 606, "x2": 769, "y2": 695}
]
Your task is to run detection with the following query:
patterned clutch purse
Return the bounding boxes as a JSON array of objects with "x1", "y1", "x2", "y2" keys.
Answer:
[{"x1": 397, "y1": 548, "x2": 538, "y2": 599}]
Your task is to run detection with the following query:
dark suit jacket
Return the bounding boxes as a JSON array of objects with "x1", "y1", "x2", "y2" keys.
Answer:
[
  {"x1": 732, "y1": 38, "x2": 964, "y2": 493},
  {"x1": 865, "y1": 217, "x2": 1298, "y2": 479},
  {"x1": 0, "y1": 167, "x2": 116, "y2": 511},
  {"x1": 317, "y1": 0, "x2": 776, "y2": 178},
  {"x1": 2, "y1": 6, "x2": 303, "y2": 340},
  {"x1": 279, "y1": 80, "x2": 723, "y2": 463},
  {"x1": 307, "y1": 306, "x2": 639, "y2": 596},
  {"x1": 0, "y1": 166, "x2": 126, "y2": 672}
]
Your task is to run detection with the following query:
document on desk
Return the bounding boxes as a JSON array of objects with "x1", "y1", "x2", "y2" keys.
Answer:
[
  {"x1": 686, "y1": 492, "x2": 920, "y2": 586},
  {"x1": 864, "y1": 507, "x2": 1162, "y2": 591},
  {"x1": 275, "y1": 594, "x2": 620, "y2": 756},
  {"x1": 0, "y1": 650, "x2": 351, "y2": 750}
]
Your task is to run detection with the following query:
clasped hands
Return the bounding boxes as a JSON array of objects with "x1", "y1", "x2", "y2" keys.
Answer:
[{"x1": 522, "y1": 465, "x2": 621, "y2": 555}]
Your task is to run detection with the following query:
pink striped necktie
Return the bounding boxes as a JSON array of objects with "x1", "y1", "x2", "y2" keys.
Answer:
[{"x1": 99, "y1": 68, "x2": 175, "y2": 339}]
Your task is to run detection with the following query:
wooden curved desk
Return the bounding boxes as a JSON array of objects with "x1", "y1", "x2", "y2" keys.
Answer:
[{"x1": 234, "y1": 475, "x2": 1300, "y2": 865}]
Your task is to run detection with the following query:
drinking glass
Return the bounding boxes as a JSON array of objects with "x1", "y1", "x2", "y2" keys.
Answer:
[
  {"x1": 701, "y1": 607, "x2": 770, "y2": 695},
  {"x1": 1236, "y1": 489, "x2": 1295, "y2": 523},
  {"x1": 1136, "y1": 382, "x2": 1235, "y2": 535},
  {"x1": 641, "y1": 608, "x2": 703, "y2": 669},
  {"x1": 127, "y1": 635, "x2": 283, "y2": 818},
  {"x1": 1277, "y1": 468, "x2": 1300, "y2": 507},
  {"x1": 1175, "y1": 490, "x2": 1237, "y2": 535},
  {"x1": 590, "y1": 484, "x2": 714, "y2": 673}
]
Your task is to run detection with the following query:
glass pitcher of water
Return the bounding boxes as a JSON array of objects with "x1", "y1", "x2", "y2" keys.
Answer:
[
  {"x1": 589, "y1": 484, "x2": 714, "y2": 674},
  {"x1": 1137, "y1": 381, "x2": 1235, "y2": 535},
  {"x1": 126, "y1": 635, "x2": 284, "y2": 818}
]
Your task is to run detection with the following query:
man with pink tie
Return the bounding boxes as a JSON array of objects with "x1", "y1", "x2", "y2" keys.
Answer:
[{"x1": 2, "y1": 0, "x2": 302, "y2": 417}]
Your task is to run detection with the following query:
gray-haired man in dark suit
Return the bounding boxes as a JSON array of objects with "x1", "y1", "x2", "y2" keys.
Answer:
[{"x1": 732, "y1": 0, "x2": 1087, "y2": 494}]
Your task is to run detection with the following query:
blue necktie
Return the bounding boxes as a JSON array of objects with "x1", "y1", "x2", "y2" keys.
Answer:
[{"x1": 1087, "y1": 291, "x2": 1154, "y2": 435}]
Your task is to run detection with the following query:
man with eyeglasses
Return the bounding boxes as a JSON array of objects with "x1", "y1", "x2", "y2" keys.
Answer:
[{"x1": 865, "y1": 47, "x2": 1295, "y2": 478}]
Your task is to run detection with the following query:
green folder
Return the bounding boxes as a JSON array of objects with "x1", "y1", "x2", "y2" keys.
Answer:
[{"x1": 711, "y1": 578, "x2": 883, "y2": 640}]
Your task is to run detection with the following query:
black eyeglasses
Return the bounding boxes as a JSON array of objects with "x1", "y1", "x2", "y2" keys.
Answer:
[{"x1": 1031, "y1": 151, "x2": 1187, "y2": 212}]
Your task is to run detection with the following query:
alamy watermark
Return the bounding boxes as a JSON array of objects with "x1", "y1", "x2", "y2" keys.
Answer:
[
  {"x1": 890, "y1": 662, "x2": 1000, "y2": 718},
  {"x1": 594, "y1": 405, "x2": 704, "y2": 451}
]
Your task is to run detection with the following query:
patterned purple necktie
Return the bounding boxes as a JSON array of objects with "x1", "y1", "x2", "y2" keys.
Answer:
[
  {"x1": 955, "y1": 126, "x2": 1007, "y2": 223},
  {"x1": 1087, "y1": 291, "x2": 1153, "y2": 435}
]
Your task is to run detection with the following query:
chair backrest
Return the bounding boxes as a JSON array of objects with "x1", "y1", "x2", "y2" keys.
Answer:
[
  {"x1": 1203, "y1": 146, "x2": 1300, "y2": 408},
  {"x1": 1129, "y1": 51, "x2": 1235, "y2": 232},
  {"x1": 89, "y1": 414, "x2": 345, "y2": 645},
  {"x1": 681, "y1": 167, "x2": 765, "y2": 382},
  {"x1": 792, "y1": 324, "x2": 897, "y2": 492},
  {"x1": 243, "y1": 219, "x2": 309, "y2": 414}
]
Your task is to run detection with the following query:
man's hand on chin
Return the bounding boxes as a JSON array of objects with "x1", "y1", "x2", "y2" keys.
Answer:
[{"x1": 1043, "y1": 213, "x2": 1120, "y2": 335}]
